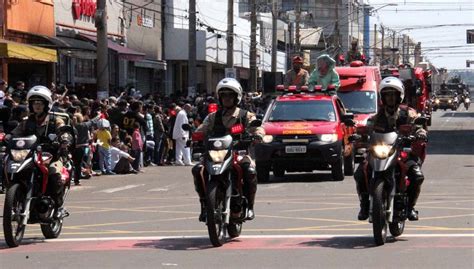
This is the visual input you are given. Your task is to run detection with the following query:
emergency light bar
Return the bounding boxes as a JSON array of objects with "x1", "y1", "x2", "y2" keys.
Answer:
[{"x1": 275, "y1": 85, "x2": 312, "y2": 93}]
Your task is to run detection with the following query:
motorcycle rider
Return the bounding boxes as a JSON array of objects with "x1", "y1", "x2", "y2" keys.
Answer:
[
  {"x1": 191, "y1": 78, "x2": 265, "y2": 222},
  {"x1": 10, "y1": 86, "x2": 74, "y2": 217},
  {"x1": 354, "y1": 77, "x2": 427, "y2": 221}
]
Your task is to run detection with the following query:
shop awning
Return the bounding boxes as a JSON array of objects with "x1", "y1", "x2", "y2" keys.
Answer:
[
  {"x1": 48, "y1": 36, "x2": 97, "y2": 51},
  {"x1": 80, "y1": 35, "x2": 145, "y2": 61},
  {"x1": 135, "y1": 59, "x2": 167, "y2": 70},
  {"x1": 0, "y1": 39, "x2": 57, "y2": 62}
]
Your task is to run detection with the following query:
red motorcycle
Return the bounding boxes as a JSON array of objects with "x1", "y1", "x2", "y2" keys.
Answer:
[{"x1": 3, "y1": 133, "x2": 73, "y2": 248}]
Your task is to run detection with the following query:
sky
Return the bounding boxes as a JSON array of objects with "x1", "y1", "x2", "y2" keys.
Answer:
[{"x1": 368, "y1": 0, "x2": 474, "y2": 70}]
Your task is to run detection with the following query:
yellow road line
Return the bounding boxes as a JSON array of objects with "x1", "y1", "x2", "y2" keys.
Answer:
[{"x1": 282, "y1": 206, "x2": 356, "y2": 213}]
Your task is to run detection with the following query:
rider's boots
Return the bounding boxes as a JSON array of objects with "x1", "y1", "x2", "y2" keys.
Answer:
[
  {"x1": 358, "y1": 193, "x2": 370, "y2": 220},
  {"x1": 242, "y1": 163, "x2": 257, "y2": 220},
  {"x1": 407, "y1": 164, "x2": 424, "y2": 221},
  {"x1": 199, "y1": 199, "x2": 206, "y2": 222}
]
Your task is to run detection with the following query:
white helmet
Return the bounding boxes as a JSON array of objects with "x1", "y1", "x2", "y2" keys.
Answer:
[
  {"x1": 27, "y1": 85, "x2": 53, "y2": 111},
  {"x1": 379, "y1": 76, "x2": 404, "y2": 105},
  {"x1": 216, "y1": 78, "x2": 243, "y2": 105}
]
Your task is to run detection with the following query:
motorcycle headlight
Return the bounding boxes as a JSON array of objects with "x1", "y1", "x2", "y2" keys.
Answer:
[
  {"x1": 209, "y1": 150, "x2": 228, "y2": 163},
  {"x1": 465, "y1": 98, "x2": 470, "y2": 103},
  {"x1": 434, "y1": 99, "x2": 440, "y2": 104},
  {"x1": 372, "y1": 144, "x2": 394, "y2": 159},
  {"x1": 319, "y1": 134, "x2": 338, "y2": 143},
  {"x1": 448, "y1": 100, "x2": 452, "y2": 103},
  {"x1": 262, "y1": 135, "x2": 274, "y2": 143},
  {"x1": 11, "y1": 149, "x2": 29, "y2": 162}
]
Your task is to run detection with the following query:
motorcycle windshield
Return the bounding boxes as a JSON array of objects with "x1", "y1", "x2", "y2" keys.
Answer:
[
  {"x1": 369, "y1": 132, "x2": 397, "y2": 146},
  {"x1": 9, "y1": 135, "x2": 37, "y2": 149}
]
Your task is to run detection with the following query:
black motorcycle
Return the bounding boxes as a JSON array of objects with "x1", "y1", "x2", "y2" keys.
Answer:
[
  {"x1": 3, "y1": 132, "x2": 74, "y2": 248},
  {"x1": 353, "y1": 118, "x2": 426, "y2": 246},
  {"x1": 190, "y1": 120, "x2": 261, "y2": 247}
]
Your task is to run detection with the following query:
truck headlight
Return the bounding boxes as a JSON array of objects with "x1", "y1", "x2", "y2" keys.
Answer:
[
  {"x1": 434, "y1": 99, "x2": 440, "y2": 104},
  {"x1": 319, "y1": 134, "x2": 338, "y2": 143}
]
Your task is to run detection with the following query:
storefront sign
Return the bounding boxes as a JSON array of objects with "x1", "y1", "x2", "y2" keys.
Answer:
[
  {"x1": 137, "y1": 15, "x2": 154, "y2": 28},
  {"x1": 72, "y1": 0, "x2": 97, "y2": 20}
]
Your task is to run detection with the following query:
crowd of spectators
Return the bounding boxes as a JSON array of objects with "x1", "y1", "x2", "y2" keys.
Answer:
[{"x1": 0, "y1": 79, "x2": 268, "y2": 186}]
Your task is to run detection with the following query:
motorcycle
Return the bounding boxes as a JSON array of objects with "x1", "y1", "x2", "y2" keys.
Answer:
[
  {"x1": 188, "y1": 120, "x2": 262, "y2": 247},
  {"x1": 352, "y1": 118, "x2": 427, "y2": 246},
  {"x1": 464, "y1": 97, "x2": 470, "y2": 111},
  {"x1": 2, "y1": 131, "x2": 74, "y2": 248}
]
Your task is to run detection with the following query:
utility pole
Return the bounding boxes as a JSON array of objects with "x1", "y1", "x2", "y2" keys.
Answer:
[
  {"x1": 373, "y1": 24, "x2": 377, "y2": 65},
  {"x1": 96, "y1": 0, "x2": 109, "y2": 98},
  {"x1": 249, "y1": 0, "x2": 257, "y2": 91},
  {"x1": 226, "y1": 0, "x2": 234, "y2": 68},
  {"x1": 380, "y1": 25, "x2": 385, "y2": 65},
  {"x1": 189, "y1": 0, "x2": 197, "y2": 96},
  {"x1": 402, "y1": 34, "x2": 406, "y2": 64},
  {"x1": 271, "y1": 0, "x2": 277, "y2": 72},
  {"x1": 295, "y1": 0, "x2": 301, "y2": 55},
  {"x1": 334, "y1": 0, "x2": 340, "y2": 51},
  {"x1": 392, "y1": 30, "x2": 396, "y2": 64}
]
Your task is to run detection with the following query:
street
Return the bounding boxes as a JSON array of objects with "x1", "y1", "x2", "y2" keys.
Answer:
[{"x1": 1, "y1": 110, "x2": 473, "y2": 269}]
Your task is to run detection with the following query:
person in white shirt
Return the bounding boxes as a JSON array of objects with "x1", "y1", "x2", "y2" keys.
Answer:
[
  {"x1": 172, "y1": 103, "x2": 192, "y2": 166},
  {"x1": 110, "y1": 137, "x2": 137, "y2": 174}
]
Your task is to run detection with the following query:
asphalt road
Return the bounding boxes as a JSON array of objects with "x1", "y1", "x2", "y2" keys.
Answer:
[{"x1": 1, "y1": 110, "x2": 473, "y2": 269}]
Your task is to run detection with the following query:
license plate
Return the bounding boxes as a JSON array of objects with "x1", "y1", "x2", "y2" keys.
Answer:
[{"x1": 285, "y1": 146, "x2": 307, "y2": 154}]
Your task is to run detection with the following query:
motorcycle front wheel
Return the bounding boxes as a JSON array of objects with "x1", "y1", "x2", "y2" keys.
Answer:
[
  {"x1": 206, "y1": 179, "x2": 226, "y2": 247},
  {"x1": 389, "y1": 219, "x2": 405, "y2": 237},
  {"x1": 3, "y1": 183, "x2": 27, "y2": 248},
  {"x1": 227, "y1": 222, "x2": 242, "y2": 238},
  {"x1": 41, "y1": 219, "x2": 63, "y2": 239},
  {"x1": 372, "y1": 178, "x2": 388, "y2": 246}
]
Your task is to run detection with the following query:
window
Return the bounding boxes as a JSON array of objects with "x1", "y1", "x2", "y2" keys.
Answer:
[
  {"x1": 337, "y1": 91, "x2": 377, "y2": 114},
  {"x1": 268, "y1": 100, "x2": 336, "y2": 122},
  {"x1": 75, "y1": 58, "x2": 95, "y2": 79}
]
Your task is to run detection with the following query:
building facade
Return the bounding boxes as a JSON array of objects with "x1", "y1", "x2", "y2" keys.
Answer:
[
  {"x1": 165, "y1": 0, "x2": 286, "y2": 95},
  {"x1": 0, "y1": 0, "x2": 57, "y2": 87}
]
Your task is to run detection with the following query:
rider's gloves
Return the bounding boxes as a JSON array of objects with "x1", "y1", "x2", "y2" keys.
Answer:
[{"x1": 415, "y1": 129, "x2": 427, "y2": 141}]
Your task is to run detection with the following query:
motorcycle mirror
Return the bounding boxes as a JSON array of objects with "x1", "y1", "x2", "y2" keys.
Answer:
[
  {"x1": 48, "y1": 133, "x2": 57, "y2": 141},
  {"x1": 249, "y1": 119, "x2": 262, "y2": 128}
]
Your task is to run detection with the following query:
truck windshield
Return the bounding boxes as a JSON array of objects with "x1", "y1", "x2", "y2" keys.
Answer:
[
  {"x1": 337, "y1": 91, "x2": 377, "y2": 114},
  {"x1": 268, "y1": 101, "x2": 336, "y2": 122}
]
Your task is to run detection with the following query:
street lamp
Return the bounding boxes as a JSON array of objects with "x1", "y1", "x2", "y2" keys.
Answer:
[{"x1": 370, "y1": 3, "x2": 398, "y2": 15}]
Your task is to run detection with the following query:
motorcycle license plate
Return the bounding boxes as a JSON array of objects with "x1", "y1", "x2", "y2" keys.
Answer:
[{"x1": 285, "y1": 145, "x2": 307, "y2": 154}]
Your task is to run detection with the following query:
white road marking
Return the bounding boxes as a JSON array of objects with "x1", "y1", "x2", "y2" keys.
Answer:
[
  {"x1": 148, "y1": 188, "x2": 169, "y2": 192},
  {"x1": 96, "y1": 184, "x2": 145, "y2": 194},
  {"x1": 40, "y1": 233, "x2": 474, "y2": 243},
  {"x1": 148, "y1": 183, "x2": 180, "y2": 192}
]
